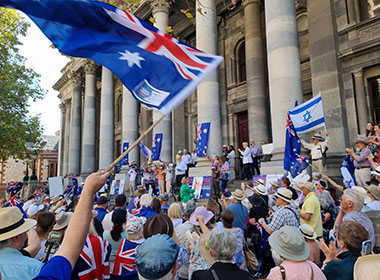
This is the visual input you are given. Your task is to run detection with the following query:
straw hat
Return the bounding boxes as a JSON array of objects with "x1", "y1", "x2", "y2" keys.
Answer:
[
  {"x1": 299, "y1": 224, "x2": 317, "y2": 240},
  {"x1": 356, "y1": 137, "x2": 368, "y2": 145},
  {"x1": 366, "y1": 185, "x2": 380, "y2": 201},
  {"x1": 269, "y1": 226, "x2": 310, "y2": 261},
  {"x1": 254, "y1": 184, "x2": 268, "y2": 196},
  {"x1": 352, "y1": 186, "x2": 371, "y2": 205},
  {"x1": 0, "y1": 207, "x2": 36, "y2": 241},
  {"x1": 256, "y1": 179, "x2": 265, "y2": 186},
  {"x1": 231, "y1": 189, "x2": 245, "y2": 201},
  {"x1": 354, "y1": 255, "x2": 380, "y2": 280},
  {"x1": 370, "y1": 166, "x2": 380, "y2": 177},
  {"x1": 270, "y1": 181, "x2": 279, "y2": 188},
  {"x1": 53, "y1": 211, "x2": 73, "y2": 230},
  {"x1": 134, "y1": 186, "x2": 148, "y2": 197},
  {"x1": 312, "y1": 134, "x2": 323, "y2": 140},
  {"x1": 198, "y1": 231, "x2": 214, "y2": 264},
  {"x1": 274, "y1": 188, "x2": 293, "y2": 204},
  {"x1": 27, "y1": 204, "x2": 44, "y2": 218}
]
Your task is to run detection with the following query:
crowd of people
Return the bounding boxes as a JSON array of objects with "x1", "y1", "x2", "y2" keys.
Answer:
[{"x1": 1, "y1": 130, "x2": 380, "y2": 280}]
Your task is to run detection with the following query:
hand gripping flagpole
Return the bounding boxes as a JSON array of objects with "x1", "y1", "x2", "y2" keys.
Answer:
[{"x1": 105, "y1": 113, "x2": 166, "y2": 173}]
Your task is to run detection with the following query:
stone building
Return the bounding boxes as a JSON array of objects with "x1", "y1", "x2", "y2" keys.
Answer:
[
  {"x1": 0, "y1": 134, "x2": 59, "y2": 190},
  {"x1": 54, "y1": 0, "x2": 380, "y2": 179}
]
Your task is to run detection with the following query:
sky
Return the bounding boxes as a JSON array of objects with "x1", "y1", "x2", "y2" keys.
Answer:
[{"x1": 18, "y1": 16, "x2": 70, "y2": 135}]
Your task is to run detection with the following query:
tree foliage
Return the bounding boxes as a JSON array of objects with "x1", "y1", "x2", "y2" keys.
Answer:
[{"x1": 0, "y1": 8, "x2": 45, "y2": 161}]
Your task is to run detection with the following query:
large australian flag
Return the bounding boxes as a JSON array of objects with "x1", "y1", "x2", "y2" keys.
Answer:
[
  {"x1": 1, "y1": 0, "x2": 223, "y2": 115},
  {"x1": 196, "y1": 122, "x2": 211, "y2": 157},
  {"x1": 284, "y1": 113, "x2": 310, "y2": 178},
  {"x1": 151, "y1": 133, "x2": 163, "y2": 161}
]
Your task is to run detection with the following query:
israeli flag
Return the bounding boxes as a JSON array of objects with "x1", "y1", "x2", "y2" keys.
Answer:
[{"x1": 288, "y1": 93, "x2": 325, "y2": 134}]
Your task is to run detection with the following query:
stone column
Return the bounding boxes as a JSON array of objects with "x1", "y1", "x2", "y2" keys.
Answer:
[
  {"x1": 265, "y1": 0, "x2": 303, "y2": 155},
  {"x1": 68, "y1": 71, "x2": 82, "y2": 175},
  {"x1": 63, "y1": 100, "x2": 71, "y2": 177},
  {"x1": 196, "y1": 0, "x2": 222, "y2": 156},
  {"x1": 122, "y1": 86, "x2": 139, "y2": 164},
  {"x1": 308, "y1": 0, "x2": 348, "y2": 154},
  {"x1": 81, "y1": 61, "x2": 97, "y2": 175},
  {"x1": 99, "y1": 67, "x2": 114, "y2": 170},
  {"x1": 58, "y1": 103, "x2": 66, "y2": 176},
  {"x1": 244, "y1": 0, "x2": 269, "y2": 143},
  {"x1": 354, "y1": 70, "x2": 368, "y2": 135},
  {"x1": 151, "y1": 0, "x2": 172, "y2": 162}
]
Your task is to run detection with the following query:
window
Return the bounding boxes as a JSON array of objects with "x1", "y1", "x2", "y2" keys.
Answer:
[
  {"x1": 369, "y1": 76, "x2": 380, "y2": 124},
  {"x1": 359, "y1": 0, "x2": 380, "y2": 21},
  {"x1": 116, "y1": 94, "x2": 122, "y2": 122},
  {"x1": 236, "y1": 41, "x2": 246, "y2": 83},
  {"x1": 116, "y1": 140, "x2": 121, "y2": 158}
]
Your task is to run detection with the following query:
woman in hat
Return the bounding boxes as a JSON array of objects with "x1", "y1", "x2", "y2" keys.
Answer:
[
  {"x1": 299, "y1": 224, "x2": 321, "y2": 265},
  {"x1": 103, "y1": 208, "x2": 128, "y2": 270},
  {"x1": 185, "y1": 206, "x2": 214, "y2": 278},
  {"x1": 111, "y1": 216, "x2": 146, "y2": 279},
  {"x1": 346, "y1": 137, "x2": 372, "y2": 187},
  {"x1": 365, "y1": 184, "x2": 380, "y2": 210},
  {"x1": 281, "y1": 177, "x2": 298, "y2": 200}
]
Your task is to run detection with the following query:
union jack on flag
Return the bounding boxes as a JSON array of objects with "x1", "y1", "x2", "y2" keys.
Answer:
[
  {"x1": 112, "y1": 238, "x2": 143, "y2": 279},
  {"x1": 1, "y1": 0, "x2": 223, "y2": 115},
  {"x1": 7, "y1": 181, "x2": 23, "y2": 196},
  {"x1": 72, "y1": 235, "x2": 111, "y2": 280},
  {"x1": 7, "y1": 194, "x2": 28, "y2": 218},
  {"x1": 196, "y1": 122, "x2": 211, "y2": 157}
]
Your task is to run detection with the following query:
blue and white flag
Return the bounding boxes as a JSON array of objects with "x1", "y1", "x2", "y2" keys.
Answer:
[
  {"x1": 1, "y1": 0, "x2": 223, "y2": 115},
  {"x1": 196, "y1": 122, "x2": 211, "y2": 157},
  {"x1": 288, "y1": 94, "x2": 325, "y2": 134},
  {"x1": 138, "y1": 141, "x2": 151, "y2": 160},
  {"x1": 340, "y1": 155, "x2": 356, "y2": 188},
  {"x1": 7, "y1": 182, "x2": 23, "y2": 196},
  {"x1": 121, "y1": 142, "x2": 129, "y2": 166},
  {"x1": 151, "y1": 133, "x2": 163, "y2": 161},
  {"x1": 284, "y1": 113, "x2": 310, "y2": 178}
]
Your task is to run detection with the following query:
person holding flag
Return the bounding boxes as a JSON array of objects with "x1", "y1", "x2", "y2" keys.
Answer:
[{"x1": 298, "y1": 131, "x2": 329, "y2": 173}]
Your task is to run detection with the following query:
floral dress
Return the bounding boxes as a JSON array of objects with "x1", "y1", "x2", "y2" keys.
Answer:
[
  {"x1": 232, "y1": 228, "x2": 247, "y2": 271},
  {"x1": 185, "y1": 227, "x2": 211, "y2": 279}
]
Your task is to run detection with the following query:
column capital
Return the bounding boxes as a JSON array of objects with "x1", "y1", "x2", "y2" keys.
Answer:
[
  {"x1": 84, "y1": 60, "x2": 97, "y2": 75},
  {"x1": 242, "y1": 0, "x2": 260, "y2": 8},
  {"x1": 64, "y1": 98, "x2": 71, "y2": 108},
  {"x1": 151, "y1": 0, "x2": 171, "y2": 15},
  {"x1": 353, "y1": 69, "x2": 363, "y2": 78},
  {"x1": 70, "y1": 71, "x2": 82, "y2": 87}
]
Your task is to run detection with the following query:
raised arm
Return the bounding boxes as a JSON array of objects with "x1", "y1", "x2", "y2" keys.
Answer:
[
  {"x1": 322, "y1": 174, "x2": 344, "y2": 192},
  {"x1": 55, "y1": 171, "x2": 109, "y2": 268}
]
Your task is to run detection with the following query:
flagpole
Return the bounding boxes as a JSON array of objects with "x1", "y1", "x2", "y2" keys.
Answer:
[{"x1": 105, "y1": 113, "x2": 166, "y2": 173}]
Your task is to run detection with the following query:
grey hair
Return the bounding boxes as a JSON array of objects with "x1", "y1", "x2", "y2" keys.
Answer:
[
  {"x1": 0, "y1": 239, "x2": 11, "y2": 250},
  {"x1": 209, "y1": 228, "x2": 237, "y2": 262},
  {"x1": 140, "y1": 194, "x2": 153, "y2": 207},
  {"x1": 344, "y1": 189, "x2": 364, "y2": 211}
]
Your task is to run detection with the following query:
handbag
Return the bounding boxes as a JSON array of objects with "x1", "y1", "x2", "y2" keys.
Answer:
[
  {"x1": 243, "y1": 238, "x2": 259, "y2": 272},
  {"x1": 219, "y1": 172, "x2": 230, "y2": 181}
]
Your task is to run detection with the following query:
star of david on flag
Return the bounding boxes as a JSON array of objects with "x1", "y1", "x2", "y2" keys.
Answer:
[
  {"x1": 151, "y1": 133, "x2": 163, "y2": 161},
  {"x1": 288, "y1": 93, "x2": 325, "y2": 134},
  {"x1": 1, "y1": 0, "x2": 223, "y2": 115},
  {"x1": 138, "y1": 140, "x2": 151, "y2": 160},
  {"x1": 340, "y1": 155, "x2": 356, "y2": 188},
  {"x1": 284, "y1": 112, "x2": 310, "y2": 178},
  {"x1": 196, "y1": 122, "x2": 211, "y2": 157}
]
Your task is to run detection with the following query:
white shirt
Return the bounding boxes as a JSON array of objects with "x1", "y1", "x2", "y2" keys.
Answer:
[
  {"x1": 175, "y1": 160, "x2": 188, "y2": 175},
  {"x1": 182, "y1": 154, "x2": 192, "y2": 165},
  {"x1": 165, "y1": 167, "x2": 174, "y2": 181},
  {"x1": 366, "y1": 200, "x2": 380, "y2": 211},
  {"x1": 128, "y1": 168, "x2": 137, "y2": 182},
  {"x1": 227, "y1": 150, "x2": 236, "y2": 167},
  {"x1": 300, "y1": 137, "x2": 329, "y2": 160},
  {"x1": 102, "y1": 210, "x2": 114, "y2": 231},
  {"x1": 191, "y1": 153, "x2": 198, "y2": 164},
  {"x1": 240, "y1": 147, "x2": 253, "y2": 164}
]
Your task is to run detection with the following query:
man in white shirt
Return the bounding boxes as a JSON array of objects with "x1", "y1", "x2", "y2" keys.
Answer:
[
  {"x1": 299, "y1": 132, "x2": 329, "y2": 173},
  {"x1": 128, "y1": 164, "x2": 137, "y2": 196},
  {"x1": 175, "y1": 156, "x2": 187, "y2": 191},
  {"x1": 238, "y1": 142, "x2": 252, "y2": 180},
  {"x1": 191, "y1": 149, "x2": 198, "y2": 167},
  {"x1": 182, "y1": 149, "x2": 192, "y2": 176},
  {"x1": 102, "y1": 194, "x2": 127, "y2": 231}
]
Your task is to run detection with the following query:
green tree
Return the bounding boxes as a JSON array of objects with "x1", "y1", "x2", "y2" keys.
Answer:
[{"x1": 0, "y1": 8, "x2": 45, "y2": 162}]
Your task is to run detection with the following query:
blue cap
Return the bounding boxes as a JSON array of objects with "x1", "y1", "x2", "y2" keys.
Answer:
[{"x1": 135, "y1": 234, "x2": 179, "y2": 279}]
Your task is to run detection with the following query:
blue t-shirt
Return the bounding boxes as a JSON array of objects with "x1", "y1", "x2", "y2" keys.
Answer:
[
  {"x1": 227, "y1": 203, "x2": 248, "y2": 230},
  {"x1": 94, "y1": 207, "x2": 108, "y2": 222},
  {"x1": 33, "y1": 256, "x2": 72, "y2": 280}
]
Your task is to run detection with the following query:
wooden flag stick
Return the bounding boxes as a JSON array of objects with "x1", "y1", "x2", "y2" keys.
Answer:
[{"x1": 105, "y1": 113, "x2": 166, "y2": 173}]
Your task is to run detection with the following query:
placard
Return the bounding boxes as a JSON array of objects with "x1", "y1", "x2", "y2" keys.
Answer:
[
  {"x1": 110, "y1": 179, "x2": 125, "y2": 195},
  {"x1": 48, "y1": 176, "x2": 63, "y2": 197}
]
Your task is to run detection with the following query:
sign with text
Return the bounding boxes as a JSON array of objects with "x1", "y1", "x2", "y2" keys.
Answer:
[
  {"x1": 48, "y1": 176, "x2": 63, "y2": 197},
  {"x1": 188, "y1": 176, "x2": 211, "y2": 199}
]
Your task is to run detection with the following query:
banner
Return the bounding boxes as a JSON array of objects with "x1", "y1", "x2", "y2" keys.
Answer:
[
  {"x1": 151, "y1": 133, "x2": 163, "y2": 161},
  {"x1": 121, "y1": 142, "x2": 129, "y2": 166},
  {"x1": 196, "y1": 122, "x2": 211, "y2": 157}
]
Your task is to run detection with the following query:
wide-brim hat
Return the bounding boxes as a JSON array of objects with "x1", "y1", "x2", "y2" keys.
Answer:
[
  {"x1": 254, "y1": 184, "x2": 268, "y2": 196},
  {"x1": 354, "y1": 254, "x2": 380, "y2": 279},
  {"x1": 257, "y1": 178, "x2": 265, "y2": 186},
  {"x1": 274, "y1": 188, "x2": 294, "y2": 204},
  {"x1": 53, "y1": 211, "x2": 73, "y2": 230},
  {"x1": 299, "y1": 224, "x2": 317, "y2": 240},
  {"x1": 312, "y1": 134, "x2": 323, "y2": 140},
  {"x1": 352, "y1": 186, "x2": 372, "y2": 204},
  {"x1": 356, "y1": 137, "x2": 368, "y2": 145},
  {"x1": 270, "y1": 181, "x2": 279, "y2": 188},
  {"x1": 199, "y1": 231, "x2": 215, "y2": 264},
  {"x1": 269, "y1": 225, "x2": 310, "y2": 261},
  {"x1": 189, "y1": 206, "x2": 214, "y2": 226},
  {"x1": 134, "y1": 186, "x2": 148, "y2": 197},
  {"x1": 0, "y1": 207, "x2": 36, "y2": 241},
  {"x1": 371, "y1": 166, "x2": 380, "y2": 177},
  {"x1": 365, "y1": 185, "x2": 380, "y2": 201},
  {"x1": 231, "y1": 189, "x2": 245, "y2": 201},
  {"x1": 27, "y1": 203, "x2": 44, "y2": 217}
]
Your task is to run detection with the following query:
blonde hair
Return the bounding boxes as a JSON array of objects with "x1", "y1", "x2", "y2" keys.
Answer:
[
  {"x1": 181, "y1": 177, "x2": 188, "y2": 185},
  {"x1": 168, "y1": 203, "x2": 182, "y2": 219}
]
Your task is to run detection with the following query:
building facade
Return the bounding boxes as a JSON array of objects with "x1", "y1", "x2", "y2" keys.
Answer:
[{"x1": 54, "y1": 0, "x2": 380, "y2": 178}]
